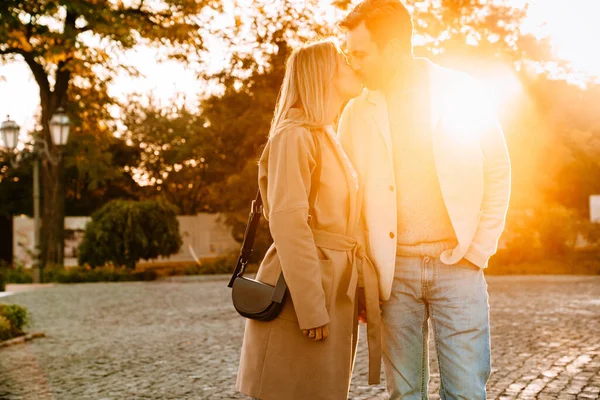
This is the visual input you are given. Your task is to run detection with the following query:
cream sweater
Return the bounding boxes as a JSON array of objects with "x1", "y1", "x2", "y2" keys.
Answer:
[{"x1": 385, "y1": 65, "x2": 458, "y2": 257}]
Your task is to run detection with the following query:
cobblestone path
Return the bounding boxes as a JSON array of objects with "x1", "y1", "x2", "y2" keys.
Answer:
[{"x1": 1, "y1": 275, "x2": 599, "y2": 399}]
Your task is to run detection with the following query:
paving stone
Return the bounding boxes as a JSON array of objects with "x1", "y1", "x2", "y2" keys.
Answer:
[{"x1": 0, "y1": 275, "x2": 599, "y2": 399}]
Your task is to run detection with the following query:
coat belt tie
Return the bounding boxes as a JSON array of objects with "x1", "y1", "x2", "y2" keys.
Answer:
[{"x1": 311, "y1": 229, "x2": 382, "y2": 385}]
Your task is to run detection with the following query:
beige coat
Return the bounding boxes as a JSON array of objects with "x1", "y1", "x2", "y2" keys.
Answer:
[
  {"x1": 236, "y1": 123, "x2": 382, "y2": 400},
  {"x1": 338, "y1": 59, "x2": 511, "y2": 300}
]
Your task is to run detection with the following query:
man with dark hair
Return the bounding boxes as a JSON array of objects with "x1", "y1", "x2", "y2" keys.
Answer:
[
  {"x1": 339, "y1": 0, "x2": 414, "y2": 89},
  {"x1": 338, "y1": 0, "x2": 511, "y2": 399}
]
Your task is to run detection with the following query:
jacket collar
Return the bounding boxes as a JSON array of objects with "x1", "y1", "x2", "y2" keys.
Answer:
[{"x1": 363, "y1": 58, "x2": 444, "y2": 135}]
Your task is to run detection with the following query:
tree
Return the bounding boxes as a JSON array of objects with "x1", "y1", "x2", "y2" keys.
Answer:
[
  {"x1": 78, "y1": 199, "x2": 182, "y2": 269},
  {"x1": 333, "y1": 0, "x2": 528, "y2": 57},
  {"x1": 526, "y1": 78, "x2": 600, "y2": 214},
  {"x1": 61, "y1": 68, "x2": 142, "y2": 216},
  {"x1": 194, "y1": 0, "x2": 529, "y2": 249},
  {"x1": 64, "y1": 135, "x2": 142, "y2": 216},
  {"x1": 195, "y1": 1, "x2": 332, "y2": 256},
  {"x1": 0, "y1": 148, "x2": 34, "y2": 218},
  {"x1": 0, "y1": 0, "x2": 213, "y2": 267},
  {"x1": 121, "y1": 98, "x2": 219, "y2": 214},
  {"x1": 197, "y1": 0, "x2": 600, "y2": 260}
]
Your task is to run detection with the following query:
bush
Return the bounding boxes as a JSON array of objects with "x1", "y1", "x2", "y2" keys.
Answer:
[
  {"x1": 0, "y1": 304, "x2": 29, "y2": 338},
  {"x1": 42, "y1": 265, "x2": 158, "y2": 283},
  {"x1": 499, "y1": 205, "x2": 596, "y2": 263},
  {"x1": 1, "y1": 261, "x2": 9, "y2": 291},
  {"x1": 78, "y1": 199, "x2": 183, "y2": 269},
  {"x1": 488, "y1": 248, "x2": 600, "y2": 275},
  {"x1": 0, "y1": 316, "x2": 11, "y2": 341},
  {"x1": 500, "y1": 208, "x2": 541, "y2": 263},
  {"x1": 536, "y1": 206, "x2": 581, "y2": 255},
  {"x1": 2, "y1": 265, "x2": 33, "y2": 284},
  {"x1": 579, "y1": 219, "x2": 600, "y2": 249},
  {"x1": 196, "y1": 254, "x2": 251, "y2": 275},
  {"x1": 0, "y1": 263, "x2": 33, "y2": 290},
  {"x1": 135, "y1": 254, "x2": 257, "y2": 276}
]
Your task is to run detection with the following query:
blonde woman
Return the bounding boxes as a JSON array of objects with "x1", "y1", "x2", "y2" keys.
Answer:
[{"x1": 236, "y1": 39, "x2": 383, "y2": 400}]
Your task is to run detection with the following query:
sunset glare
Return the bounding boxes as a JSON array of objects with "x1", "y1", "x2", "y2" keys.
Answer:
[
  {"x1": 525, "y1": 0, "x2": 600, "y2": 79},
  {"x1": 1, "y1": 2, "x2": 600, "y2": 395},
  {"x1": 0, "y1": 0, "x2": 599, "y2": 140}
]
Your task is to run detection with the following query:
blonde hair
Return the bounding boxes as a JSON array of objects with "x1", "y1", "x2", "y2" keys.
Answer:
[{"x1": 269, "y1": 38, "x2": 344, "y2": 137}]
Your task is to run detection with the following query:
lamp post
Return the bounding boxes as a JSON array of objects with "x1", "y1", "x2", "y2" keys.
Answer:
[
  {"x1": 1, "y1": 117, "x2": 19, "y2": 152},
  {"x1": 1, "y1": 108, "x2": 70, "y2": 283},
  {"x1": 49, "y1": 108, "x2": 71, "y2": 148}
]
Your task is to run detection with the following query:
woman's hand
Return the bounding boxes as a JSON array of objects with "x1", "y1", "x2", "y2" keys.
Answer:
[{"x1": 302, "y1": 324, "x2": 329, "y2": 341}]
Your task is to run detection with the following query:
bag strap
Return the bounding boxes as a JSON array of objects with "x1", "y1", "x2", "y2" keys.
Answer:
[{"x1": 227, "y1": 129, "x2": 323, "y2": 288}]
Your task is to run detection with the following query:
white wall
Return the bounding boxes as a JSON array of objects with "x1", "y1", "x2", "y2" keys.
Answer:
[
  {"x1": 590, "y1": 195, "x2": 600, "y2": 223},
  {"x1": 12, "y1": 214, "x2": 240, "y2": 268}
]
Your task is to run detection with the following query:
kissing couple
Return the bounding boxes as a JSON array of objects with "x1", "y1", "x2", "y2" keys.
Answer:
[{"x1": 232, "y1": 0, "x2": 511, "y2": 399}]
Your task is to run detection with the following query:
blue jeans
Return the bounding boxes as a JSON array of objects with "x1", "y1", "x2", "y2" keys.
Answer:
[{"x1": 381, "y1": 256, "x2": 491, "y2": 400}]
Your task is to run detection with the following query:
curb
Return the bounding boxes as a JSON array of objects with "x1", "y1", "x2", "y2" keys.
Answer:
[
  {"x1": 0, "y1": 331, "x2": 46, "y2": 349},
  {"x1": 4, "y1": 283, "x2": 56, "y2": 293}
]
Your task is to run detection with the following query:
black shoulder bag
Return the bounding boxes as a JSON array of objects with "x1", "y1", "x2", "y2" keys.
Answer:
[{"x1": 227, "y1": 130, "x2": 322, "y2": 321}]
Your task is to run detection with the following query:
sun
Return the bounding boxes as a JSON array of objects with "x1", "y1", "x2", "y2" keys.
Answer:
[{"x1": 525, "y1": 0, "x2": 600, "y2": 79}]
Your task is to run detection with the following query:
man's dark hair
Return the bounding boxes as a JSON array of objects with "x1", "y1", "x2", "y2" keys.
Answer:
[{"x1": 339, "y1": 0, "x2": 414, "y2": 52}]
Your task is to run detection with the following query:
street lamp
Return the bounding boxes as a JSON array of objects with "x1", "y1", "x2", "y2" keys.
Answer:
[
  {"x1": 1, "y1": 108, "x2": 71, "y2": 283},
  {"x1": 49, "y1": 107, "x2": 70, "y2": 147},
  {"x1": 1, "y1": 117, "x2": 20, "y2": 152}
]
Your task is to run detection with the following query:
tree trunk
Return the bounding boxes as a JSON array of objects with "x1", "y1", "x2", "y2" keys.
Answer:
[
  {"x1": 17, "y1": 9, "x2": 73, "y2": 270},
  {"x1": 41, "y1": 157, "x2": 65, "y2": 268},
  {"x1": 39, "y1": 106, "x2": 66, "y2": 269}
]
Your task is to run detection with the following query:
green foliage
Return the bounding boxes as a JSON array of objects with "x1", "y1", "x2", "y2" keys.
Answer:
[
  {"x1": 488, "y1": 249, "x2": 600, "y2": 275},
  {"x1": 1, "y1": 0, "x2": 598, "y2": 272},
  {"x1": 0, "y1": 263, "x2": 158, "y2": 284},
  {"x1": 196, "y1": 254, "x2": 253, "y2": 275},
  {"x1": 536, "y1": 206, "x2": 581, "y2": 255},
  {"x1": 412, "y1": 0, "x2": 528, "y2": 62},
  {"x1": 0, "y1": 315, "x2": 11, "y2": 341},
  {"x1": 0, "y1": 263, "x2": 33, "y2": 289},
  {"x1": 78, "y1": 199, "x2": 183, "y2": 269},
  {"x1": 522, "y1": 78, "x2": 600, "y2": 212},
  {"x1": 136, "y1": 254, "x2": 257, "y2": 276},
  {"x1": 0, "y1": 149, "x2": 34, "y2": 217},
  {"x1": 499, "y1": 209, "x2": 542, "y2": 264},
  {"x1": 195, "y1": 9, "x2": 303, "y2": 256},
  {"x1": 64, "y1": 131, "x2": 142, "y2": 217},
  {"x1": 42, "y1": 265, "x2": 157, "y2": 283},
  {"x1": 0, "y1": 304, "x2": 29, "y2": 337},
  {"x1": 7, "y1": 266, "x2": 33, "y2": 284},
  {"x1": 194, "y1": 0, "x2": 551, "y2": 260},
  {"x1": 498, "y1": 205, "x2": 599, "y2": 265},
  {"x1": 217, "y1": 161, "x2": 274, "y2": 261},
  {"x1": 579, "y1": 220, "x2": 600, "y2": 249},
  {"x1": 1, "y1": 0, "x2": 215, "y2": 266},
  {"x1": 121, "y1": 100, "x2": 216, "y2": 214}
]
